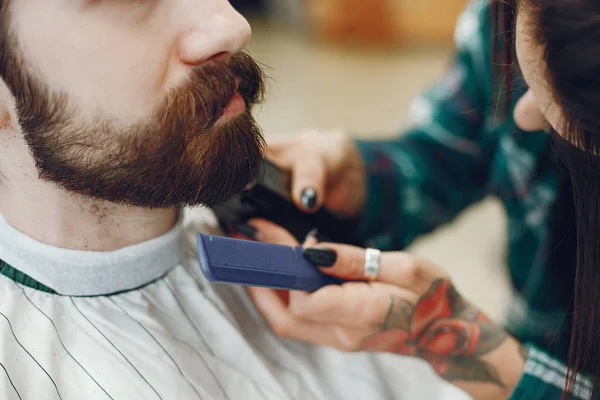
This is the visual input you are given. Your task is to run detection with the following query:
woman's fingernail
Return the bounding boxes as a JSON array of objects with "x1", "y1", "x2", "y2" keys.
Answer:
[
  {"x1": 300, "y1": 188, "x2": 318, "y2": 210},
  {"x1": 234, "y1": 223, "x2": 258, "y2": 240},
  {"x1": 304, "y1": 228, "x2": 319, "y2": 243},
  {"x1": 303, "y1": 246, "x2": 337, "y2": 267}
]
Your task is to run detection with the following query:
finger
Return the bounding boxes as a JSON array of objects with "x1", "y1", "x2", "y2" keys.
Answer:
[
  {"x1": 248, "y1": 286, "x2": 290, "y2": 325},
  {"x1": 306, "y1": 244, "x2": 447, "y2": 294},
  {"x1": 248, "y1": 218, "x2": 299, "y2": 246},
  {"x1": 248, "y1": 286, "x2": 378, "y2": 351},
  {"x1": 302, "y1": 228, "x2": 320, "y2": 248},
  {"x1": 267, "y1": 133, "x2": 329, "y2": 213},
  {"x1": 303, "y1": 236, "x2": 319, "y2": 248},
  {"x1": 288, "y1": 281, "x2": 418, "y2": 329},
  {"x1": 288, "y1": 158, "x2": 327, "y2": 213}
]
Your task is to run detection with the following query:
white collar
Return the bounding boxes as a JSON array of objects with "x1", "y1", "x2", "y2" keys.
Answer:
[{"x1": 0, "y1": 212, "x2": 185, "y2": 296}]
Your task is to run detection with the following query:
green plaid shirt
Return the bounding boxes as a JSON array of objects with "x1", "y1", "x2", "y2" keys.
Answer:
[{"x1": 357, "y1": 1, "x2": 591, "y2": 398}]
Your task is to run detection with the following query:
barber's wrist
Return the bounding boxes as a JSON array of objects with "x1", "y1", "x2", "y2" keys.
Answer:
[
  {"x1": 470, "y1": 337, "x2": 526, "y2": 400},
  {"x1": 492, "y1": 338, "x2": 527, "y2": 399}
]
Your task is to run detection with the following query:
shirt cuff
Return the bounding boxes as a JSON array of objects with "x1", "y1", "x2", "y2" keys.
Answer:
[{"x1": 510, "y1": 345, "x2": 592, "y2": 400}]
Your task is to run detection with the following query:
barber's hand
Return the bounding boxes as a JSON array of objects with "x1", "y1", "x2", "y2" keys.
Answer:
[
  {"x1": 248, "y1": 220, "x2": 525, "y2": 395},
  {"x1": 268, "y1": 130, "x2": 366, "y2": 216}
]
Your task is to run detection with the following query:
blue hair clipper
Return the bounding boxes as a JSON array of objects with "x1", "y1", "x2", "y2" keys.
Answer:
[{"x1": 197, "y1": 234, "x2": 344, "y2": 292}]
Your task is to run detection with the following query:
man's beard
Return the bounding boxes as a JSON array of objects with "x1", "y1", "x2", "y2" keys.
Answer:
[{"x1": 0, "y1": 32, "x2": 267, "y2": 208}]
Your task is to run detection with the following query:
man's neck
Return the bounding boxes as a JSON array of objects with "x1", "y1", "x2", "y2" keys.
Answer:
[
  {"x1": 0, "y1": 139, "x2": 178, "y2": 252},
  {"x1": 0, "y1": 186, "x2": 178, "y2": 252}
]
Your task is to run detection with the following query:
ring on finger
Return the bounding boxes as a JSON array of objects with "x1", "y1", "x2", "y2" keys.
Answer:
[{"x1": 363, "y1": 248, "x2": 382, "y2": 281}]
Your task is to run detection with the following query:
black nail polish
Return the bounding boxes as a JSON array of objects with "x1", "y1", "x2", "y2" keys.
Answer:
[
  {"x1": 303, "y1": 247, "x2": 337, "y2": 267},
  {"x1": 300, "y1": 188, "x2": 317, "y2": 210},
  {"x1": 234, "y1": 223, "x2": 257, "y2": 239}
]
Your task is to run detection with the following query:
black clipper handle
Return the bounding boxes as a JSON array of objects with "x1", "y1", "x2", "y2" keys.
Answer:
[{"x1": 212, "y1": 159, "x2": 364, "y2": 246}]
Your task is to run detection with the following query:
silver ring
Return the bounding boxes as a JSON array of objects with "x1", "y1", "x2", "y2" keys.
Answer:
[{"x1": 363, "y1": 248, "x2": 382, "y2": 281}]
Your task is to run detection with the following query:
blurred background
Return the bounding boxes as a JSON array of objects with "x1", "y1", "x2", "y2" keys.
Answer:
[{"x1": 231, "y1": 0, "x2": 512, "y2": 323}]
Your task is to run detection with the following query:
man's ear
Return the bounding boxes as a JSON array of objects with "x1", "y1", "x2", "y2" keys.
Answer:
[{"x1": 0, "y1": 78, "x2": 16, "y2": 130}]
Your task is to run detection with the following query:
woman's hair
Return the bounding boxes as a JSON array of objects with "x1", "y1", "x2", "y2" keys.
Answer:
[{"x1": 493, "y1": 0, "x2": 600, "y2": 398}]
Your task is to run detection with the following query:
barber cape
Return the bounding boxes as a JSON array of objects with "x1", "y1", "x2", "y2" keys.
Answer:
[{"x1": 0, "y1": 208, "x2": 468, "y2": 400}]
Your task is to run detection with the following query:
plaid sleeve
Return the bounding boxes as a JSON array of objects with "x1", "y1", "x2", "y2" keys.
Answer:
[
  {"x1": 511, "y1": 346, "x2": 593, "y2": 399},
  {"x1": 356, "y1": 1, "x2": 498, "y2": 250}
]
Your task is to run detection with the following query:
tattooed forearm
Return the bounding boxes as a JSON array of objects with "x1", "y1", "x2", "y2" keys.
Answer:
[
  {"x1": 382, "y1": 296, "x2": 415, "y2": 331},
  {"x1": 360, "y1": 279, "x2": 510, "y2": 387}
]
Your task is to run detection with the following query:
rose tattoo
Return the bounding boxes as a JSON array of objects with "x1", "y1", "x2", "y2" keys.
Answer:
[{"x1": 360, "y1": 279, "x2": 508, "y2": 387}]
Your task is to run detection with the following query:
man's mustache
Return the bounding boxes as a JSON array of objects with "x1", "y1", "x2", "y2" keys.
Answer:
[{"x1": 162, "y1": 51, "x2": 266, "y2": 130}]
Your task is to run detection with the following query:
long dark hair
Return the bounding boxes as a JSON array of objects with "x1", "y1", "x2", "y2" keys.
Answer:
[{"x1": 493, "y1": 0, "x2": 600, "y2": 398}]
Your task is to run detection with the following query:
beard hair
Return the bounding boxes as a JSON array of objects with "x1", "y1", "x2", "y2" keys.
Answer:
[{"x1": 0, "y1": 20, "x2": 267, "y2": 208}]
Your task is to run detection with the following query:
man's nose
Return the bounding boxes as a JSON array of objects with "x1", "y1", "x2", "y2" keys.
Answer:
[{"x1": 177, "y1": 1, "x2": 251, "y2": 67}]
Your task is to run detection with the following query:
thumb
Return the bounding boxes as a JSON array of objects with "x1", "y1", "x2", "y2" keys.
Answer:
[{"x1": 290, "y1": 158, "x2": 327, "y2": 213}]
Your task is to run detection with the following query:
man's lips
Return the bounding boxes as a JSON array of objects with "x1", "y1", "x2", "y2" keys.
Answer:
[{"x1": 222, "y1": 92, "x2": 245, "y2": 118}]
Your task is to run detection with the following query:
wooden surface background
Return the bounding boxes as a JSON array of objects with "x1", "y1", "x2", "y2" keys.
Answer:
[{"x1": 306, "y1": 0, "x2": 469, "y2": 47}]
